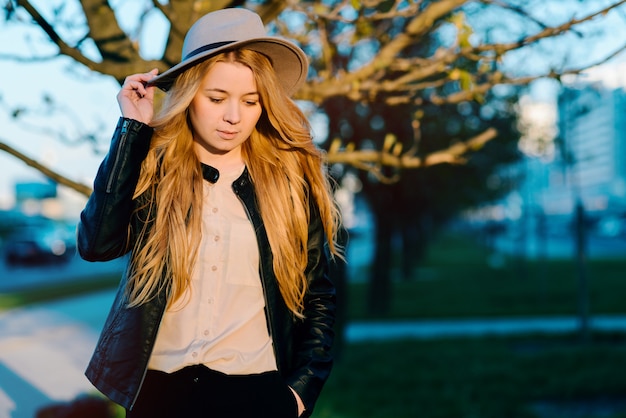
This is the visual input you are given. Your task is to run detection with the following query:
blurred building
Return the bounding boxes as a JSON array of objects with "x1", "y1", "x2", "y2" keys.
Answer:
[
  {"x1": 534, "y1": 83, "x2": 626, "y2": 227},
  {"x1": 462, "y1": 80, "x2": 626, "y2": 241}
]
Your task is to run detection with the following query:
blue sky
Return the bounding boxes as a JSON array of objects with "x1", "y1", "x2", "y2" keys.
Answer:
[
  {"x1": 0, "y1": 1, "x2": 167, "y2": 214},
  {"x1": 0, "y1": 0, "x2": 625, "y2": 215}
]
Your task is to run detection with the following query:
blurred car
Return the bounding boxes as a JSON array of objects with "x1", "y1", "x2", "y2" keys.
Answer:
[{"x1": 4, "y1": 224, "x2": 76, "y2": 266}]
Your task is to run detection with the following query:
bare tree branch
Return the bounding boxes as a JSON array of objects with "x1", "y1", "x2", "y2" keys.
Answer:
[
  {"x1": 472, "y1": 0, "x2": 626, "y2": 55},
  {"x1": 78, "y1": 0, "x2": 138, "y2": 63},
  {"x1": 426, "y1": 44, "x2": 626, "y2": 106},
  {"x1": 0, "y1": 139, "x2": 92, "y2": 197},
  {"x1": 15, "y1": 0, "x2": 98, "y2": 68},
  {"x1": 298, "y1": 0, "x2": 468, "y2": 103},
  {"x1": 3, "y1": 0, "x2": 625, "y2": 195},
  {"x1": 0, "y1": 123, "x2": 497, "y2": 195},
  {"x1": 297, "y1": 0, "x2": 626, "y2": 105},
  {"x1": 326, "y1": 127, "x2": 498, "y2": 183}
]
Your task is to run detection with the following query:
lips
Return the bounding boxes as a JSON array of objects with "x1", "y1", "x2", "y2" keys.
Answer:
[{"x1": 217, "y1": 129, "x2": 238, "y2": 139}]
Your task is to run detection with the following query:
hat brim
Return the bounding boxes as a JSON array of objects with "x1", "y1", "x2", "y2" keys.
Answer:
[{"x1": 146, "y1": 38, "x2": 308, "y2": 97}]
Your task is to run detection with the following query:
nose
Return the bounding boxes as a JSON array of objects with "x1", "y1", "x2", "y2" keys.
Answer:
[{"x1": 223, "y1": 101, "x2": 241, "y2": 125}]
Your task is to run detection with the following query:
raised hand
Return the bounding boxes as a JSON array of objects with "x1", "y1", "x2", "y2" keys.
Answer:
[{"x1": 117, "y1": 69, "x2": 159, "y2": 124}]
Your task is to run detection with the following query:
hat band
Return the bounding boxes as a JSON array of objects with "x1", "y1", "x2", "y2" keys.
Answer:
[{"x1": 184, "y1": 41, "x2": 236, "y2": 60}]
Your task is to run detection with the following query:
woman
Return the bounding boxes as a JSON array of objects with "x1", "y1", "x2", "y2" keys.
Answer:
[{"x1": 77, "y1": 8, "x2": 342, "y2": 418}]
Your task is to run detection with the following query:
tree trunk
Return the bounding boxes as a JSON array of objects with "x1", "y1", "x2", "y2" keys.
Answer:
[
  {"x1": 366, "y1": 206, "x2": 393, "y2": 316},
  {"x1": 330, "y1": 226, "x2": 349, "y2": 360}
]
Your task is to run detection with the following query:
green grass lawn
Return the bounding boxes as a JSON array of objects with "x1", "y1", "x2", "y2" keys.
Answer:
[
  {"x1": 312, "y1": 232, "x2": 626, "y2": 418},
  {"x1": 348, "y1": 232, "x2": 626, "y2": 320},
  {"x1": 314, "y1": 333, "x2": 626, "y2": 418},
  {"x1": 0, "y1": 273, "x2": 120, "y2": 310}
]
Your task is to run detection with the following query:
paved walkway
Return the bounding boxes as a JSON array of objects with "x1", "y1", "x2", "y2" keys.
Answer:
[
  {"x1": 0, "y1": 291, "x2": 106, "y2": 418},
  {"x1": 347, "y1": 315, "x2": 626, "y2": 341},
  {"x1": 2, "y1": 289, "x2": 626, "y2": 418}
]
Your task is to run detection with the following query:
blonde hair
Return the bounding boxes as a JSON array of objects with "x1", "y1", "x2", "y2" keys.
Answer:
[{"x1": 126, "y1": 49, "x2": 342, "y2": 317}]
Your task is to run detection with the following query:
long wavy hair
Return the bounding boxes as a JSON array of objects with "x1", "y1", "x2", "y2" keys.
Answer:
[{"x1": 125, "y1": 49, "x2": 342, "y2": 317}]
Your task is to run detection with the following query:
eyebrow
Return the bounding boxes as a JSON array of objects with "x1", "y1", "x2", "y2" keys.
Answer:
[{"x1": 204, "y1": 88, "x2": 259, "y2": 96}]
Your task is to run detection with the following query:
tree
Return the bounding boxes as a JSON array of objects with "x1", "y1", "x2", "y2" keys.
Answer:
[
  {"x1": 2, "y1": 0, "x2": 624, "y2": 192},
  {"x1": 2, "y1": 0, "x2": 625, "y2": 317},
  {"x1": 322, "y1": 64, "x2": 521, "y2": 315}
]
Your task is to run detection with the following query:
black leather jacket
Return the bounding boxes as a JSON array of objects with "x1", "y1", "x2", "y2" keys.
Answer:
[{"x1": 77, "y1": 118, "x2": 336, "y2": 416}]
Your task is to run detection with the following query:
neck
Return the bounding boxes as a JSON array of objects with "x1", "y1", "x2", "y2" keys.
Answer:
[{"x1": 195, "y1": 147, "x2": 244, "y2": 174}]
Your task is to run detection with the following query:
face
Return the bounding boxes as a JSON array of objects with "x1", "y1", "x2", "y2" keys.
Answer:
[{"x1": 188, "y1": 60, "x2": 262, "y2": 165}]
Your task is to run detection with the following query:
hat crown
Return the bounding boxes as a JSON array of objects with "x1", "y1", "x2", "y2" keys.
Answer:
[
  {"x1": 182, "y1": 8, "x2": 267, "y2": 60},
  {"x1": 148, "y1": 8, "x2": 308, "y2": 96}
]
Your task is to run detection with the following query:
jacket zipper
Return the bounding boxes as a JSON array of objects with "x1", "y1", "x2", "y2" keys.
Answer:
[
  {"x1": 129, "y1": 363, "x2": 150, "y2": 410},
  {"x1": 130, "y1": 303, "x2": 167, "y2": 410},
  {"x1": 106, "y1": 120, "x2": 130, "y2": 193}
]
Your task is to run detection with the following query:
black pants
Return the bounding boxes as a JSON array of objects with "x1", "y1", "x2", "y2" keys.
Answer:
[{"x1": 127, "y1": 365, "x2": 298, "y2": 418}]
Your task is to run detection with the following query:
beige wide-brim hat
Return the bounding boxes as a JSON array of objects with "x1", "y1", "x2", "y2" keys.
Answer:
[{"x1": 147, "y1": 8, "x2": 309, "y2": 97}]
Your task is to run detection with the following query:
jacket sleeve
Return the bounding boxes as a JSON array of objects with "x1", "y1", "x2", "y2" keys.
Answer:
[
  {"x1": 77, "y1": 117, "x2": 153, "y2": 261},
  {"x1": 286, "y1": 202, "x2": 337, "y2": 417}
]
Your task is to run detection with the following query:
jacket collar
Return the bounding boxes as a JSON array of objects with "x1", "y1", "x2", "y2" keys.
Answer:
[{"x1": 200, "y1": 163, "x2": 220, "y2": 183}]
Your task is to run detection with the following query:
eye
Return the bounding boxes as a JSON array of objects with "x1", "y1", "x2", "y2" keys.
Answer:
[
  {"x1": 244, "y1": 100, "x2": 259, "y2": 106},
  {"x1": 209, "y1": 97, "x2": 224, "y2": 104}
]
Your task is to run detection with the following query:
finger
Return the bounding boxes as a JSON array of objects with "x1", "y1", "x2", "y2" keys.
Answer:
[
  {"x1": 137, "y1": 69, "x2": 158, "y2": 84},
  {"x1": 123, "y1": 71, "x2": 155, "y2": 88},
  {"x1": 123, "y1": 86, "x2": 146, "y2": 101},
  {"x1": 121, "y1": 70, "x2": 159, "y2": 99},
  {"x1": 145, "y1": 68, "x2": 160, "y2": 87},
  {"x1": 122, "y1": 80, "x2": 147, "y2": 98},
  {"x1": 122, "y1": 79, "x2": 144, "y2": 90}
]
